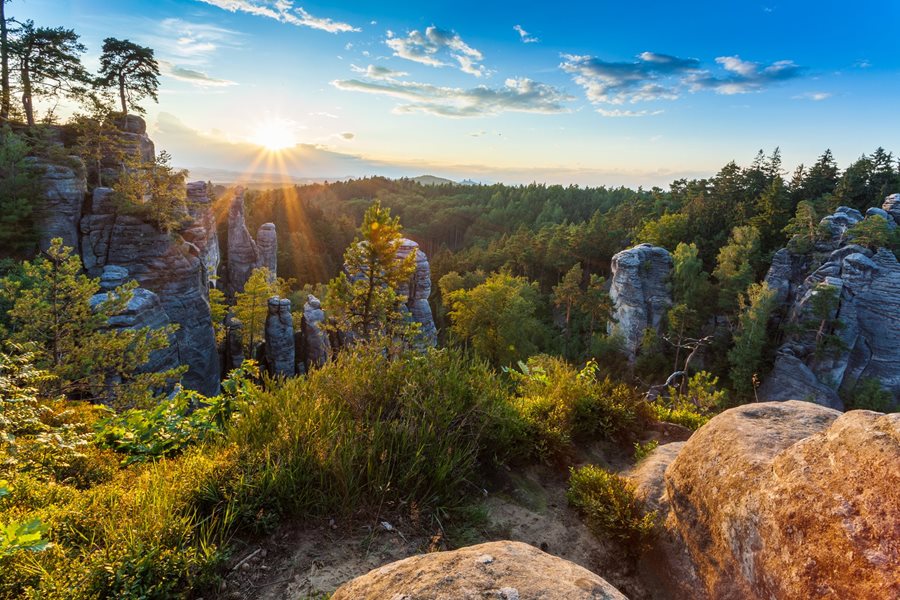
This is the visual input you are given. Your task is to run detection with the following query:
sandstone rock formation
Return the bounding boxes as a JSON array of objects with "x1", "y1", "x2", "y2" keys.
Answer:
[
  {"x1": 635, "y1": 401, "x2": 900, "y2": 600},
  {"x1": 225, "y1": 187, "x2": 278, "y2": 293},
  {"x1": 332, "y1": 540, "x2": 627, "y2": 600},
  {"x1": 300, "y1": 294, "x2": 330, "y2": 372},
  {"x1": 397, "y1": 238, "x2": 437, "y2": 348},
  {"x1": 760, "y1": 200, "x2": 900, "y2": 409},
  {"x1": 183, "y1": 181, "x2": 220, "y2": 285},
  {"x1": 89, "y1": 267, "x2": 180, "y2": 377},
  {"x1": 99, "y1": 216, "x2": 218, "y2": 394},
  {"x1": 31, "y1": 157, "x2": 87, "y2": 251},
  {"x1": 256, "y1": 223, "x2": 277, "y2": 279},
  {"x1": 264, "y1": 297, "x2": 295, "y2": 377},
  {"x1": 607, "y1": 244, "x2": 673, "y2": 361}
]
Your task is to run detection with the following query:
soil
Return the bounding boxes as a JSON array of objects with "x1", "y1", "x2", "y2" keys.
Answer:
[{"x1": 215, "y1": 432, "x2": 685, "y2": 600}]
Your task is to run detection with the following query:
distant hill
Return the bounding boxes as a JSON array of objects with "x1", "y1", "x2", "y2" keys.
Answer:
[{"x1": 408, "y1": 175, "x2": 456, "y2": 186}]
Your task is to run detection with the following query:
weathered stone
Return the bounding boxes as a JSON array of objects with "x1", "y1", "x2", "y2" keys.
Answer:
[
  {"x1": 90, "y1": 286, "x2": 180, "y2": 378},
  {"x1": 184, "y1": 181, "x2": 220, "y2": 286},
  {"x1": 757, "y1": 353, "x2": 843, "y2": 409},
  {"x1": 396, "y1": 238, "x2": 437, "y2": 348},
  {"x1": 104, "y1": 216, "x2": 219, "y2": 394},
  {"x1": 607, "y1": 244, "x2": 673, "y2": 360},
  {"x1": 660, "y1": 401, "x2": 899, "y2": 600},
  {"x1": 226, "y1": 187, "x2": 260, "y2": 294},
  {"x1": 264, "y1": 297, "x2": 295, "y2": 377},
  {"x1": 30, "y1": 157, "x2": 87, "y2": 251},
  {"x1": 256, "y1": 223, "x2": 277, "y2": 279},
  {"x1": 882, "y1": 193, "x2": 900, "y2": 224},
  {"x1": 332, "y1": 541, "x2": 628, "y2": 600},
  {"x1": 99, "y1": 265, "x2": 130, "y2": 291},
  {"x1": 300, "y1": 294, "x2": 330, "y2": 371},
  {"x1": 865, "y1": 206, "x2": 896, "y2": 228}
]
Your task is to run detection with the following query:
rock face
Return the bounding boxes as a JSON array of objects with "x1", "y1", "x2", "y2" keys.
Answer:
[
  {"x1": 300, "y1": 294, "x2": 330, "y2": 372},
  {"x1": 331, "y1": 541, "x2": 628, "y2": 600},
  {"x1": 31, "y1": 157, "x2": 87, "y2": 251},
  {"x1": 183, "y1": 181, "x2": 220, "y2": 285},
  {"x1": 607, "y1": 244, "x2": 673, "y2": 360},
  {"x1": 397, "y1": 238, "x2": 437, "y2": 348},
  {"x1": 643, "y1": 401, "x2": 900, "y2": 600},
  {"x1": 225, "y1": 187, "x2": 278, "y2": 294},
  {"x1": 760, "y1": 200, "x2": 900, "y2": 409},
  {"x1": 264, "y1": 297, "x2": 295, "y2": 377},
  {"x1": 100, "y1": 216, "x2": 219, "y2": 394},
  {"x1": 89, "y1": 268, "x2": 180, "y2": 377}
]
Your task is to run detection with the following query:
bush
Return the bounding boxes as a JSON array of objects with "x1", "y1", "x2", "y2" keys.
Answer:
[
  {"x1": 566, "y1": 465, "x2": 656, "y2": 557},
  {"x1": 848, "y1": 378, "x2": 896, "y2": 413},
  {"x1": 506, "y1": 356, "x2": 650, "y2": 462}
]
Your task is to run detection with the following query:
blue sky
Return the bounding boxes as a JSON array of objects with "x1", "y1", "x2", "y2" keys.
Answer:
[{"x1": 11, "y1": 0, "x2": 900, "y2": 185}]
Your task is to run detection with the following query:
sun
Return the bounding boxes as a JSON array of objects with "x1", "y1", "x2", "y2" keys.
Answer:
[{"x1": 251, "y1": 119, "x2": 296, "y2": 151}]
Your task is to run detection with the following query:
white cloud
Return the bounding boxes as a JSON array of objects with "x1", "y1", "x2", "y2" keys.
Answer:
[
  {"x1": 351, "y1": 63, "x2": 408, "y2": 80},
  {"x1": 560, "y1": 52, "x2": 700, "y2": 104},
  {"x1": 197, "y1": 0, "x2": 360, "y2": 33},
  {"x1": 159, "y1": 60, "x2": 237, "y2": 86},
  {"x1": 386, "y1": 26, "x2": 487, "y2": 77},
  {"x1": 596, "y1": 108, "x2": 663, "y2": 117},
  {"x1": 332, "y1": 76, "x2": 572, "y2": 117},
  {"x1": 687, "y1": 56, "x2": 803, "y2": 94},
  {"x1": 793, "y1": 92, "x2": 832, "y2": 101},
  {"x1": 513, "y1": 24, "x2": 538, "y2": 44}
]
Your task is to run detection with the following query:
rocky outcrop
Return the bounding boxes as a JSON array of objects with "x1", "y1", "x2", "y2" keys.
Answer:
[
  {"x1": 31, "y1": 157, "x2": 87, "y2": 251},
  {"x1": 397, "y1": 238, "x2": 437, "y2": 348},
  {"x1": 102, "y1": 216, "x2": 219, "y2": 394},
  {"x1": 646, "y1": 401, "x2": 900, "y2": 600},
  {"x1": 884, "y1": 193, "x2": 900, "y2": 223},
  {"x1": 89, "y1": 266, "x2": 180, "y2": 377},
  {"x1": 183, "y1": 181, "x2": 220, "y2": 285},
  {"x1": 760, "y1": 200, "x2": 900, "y2": 410},
  {"x1": 264, "y1": 297, "x2": 295, "y2": 377},
  {"x1": 607, "y1": 244, "x2": 673, "y2": 360},
  {"x1": 225, "y1": 188, "x2": 278, "y2": 294},
  {"x1": 256, "y1": 223, "x2": 277, "y2": 279},
  {"x1": 300, "y1": 294, "x2": 330, "y2": 372},
  {"x1": 332, "y1": 541, "x2": 627, "y2": 600}
]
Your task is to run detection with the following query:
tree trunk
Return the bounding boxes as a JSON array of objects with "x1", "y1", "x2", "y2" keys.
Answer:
[
  {"x1": 118, "y1": 73, "x2": 127, "y2": 115},
  {"x1": 21, "y1": 60, "x2": 33, "y2": 126},
  {"x1": 0, "y1": 1, "x2": 9, "y2": 123}
]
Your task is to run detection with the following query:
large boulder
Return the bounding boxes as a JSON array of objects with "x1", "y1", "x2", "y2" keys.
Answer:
[
  {"x1": 331, "y1": 540, "x2": 628, "y2": 600},
  {"x1": 183, "y1": 181, "x2": 220, "y2": 286},
  {"x1": 882, "y1": 193, "x2": 900, "y2": 224},
  {"x1": 31, "y1": 157, "x2": 87, "y2": 251},
  {"x1": 652, "y1": 401, "x2": 899, "y2": 600},
  {"x1": 607, "y1": 244, "x2": 672, "y2": 360},
  {"x1": 264, "y1": 296, "x2": 295, "y2": 377}
]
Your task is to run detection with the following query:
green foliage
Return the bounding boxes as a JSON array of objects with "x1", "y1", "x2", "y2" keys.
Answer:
[
  {"x1": 0, "y1": 127, "x2": 40, "y2": 253},
  {"x1": 714, "y1": 225, "x2": 761, "y2": 313},
  {"x1": 98, "y1": 37, "x2": 160, "y2": 115},
  {"x1": 728, "y1": 282, "x2": 778, "y2": 397},
  {"x1": 566, "y1": 465, "x2": 656, "y2": 557},
  {"x1": 849, "y1": 215, "x2": 898, "y2": 253},
  {"x1": 113, "y1": 150, "x2": 190, "y2": 233},
  {"x1": 207, "y1": 286, "x2": 228, "y2": 346},
  {"x1": 784, "y1": 200, "x2": 826, "y2": 253},
  {"x1": 651, "y1": 371, "x2": 725, "y2": 430},
  {"x1": 0, "y1": 239, "x2": 182, "y2": 405},
  {"x1": 633, "y1": 440, "x2": 658, "y2": 462},
  {"x1": 1, "y1": 480, "x2": 49, "y2": 557},
  {"x1": 446, "y1": 271, "x2": 548, "y2": 366},
  {"x1": 232, "y1": 267, "x2": 286, "y2": 356},
  {"x1": 505, "y1": 356, "x2": 649, "y2": 462},
  {"x1": 847, "y1": 378, "x2": 896, "y2": 413},
  {"x1": 326, "y1": 200, "x2": 417, "y2": 346},
  {"x1": 552, "y1": 262, "x2": 583, "y2": 327},
  {"x1": 635, "y1": 212, "x2": 690, "y2": 250},
  {"x1": 96, "y1": 361, "x2": 259, "y2": 465}
]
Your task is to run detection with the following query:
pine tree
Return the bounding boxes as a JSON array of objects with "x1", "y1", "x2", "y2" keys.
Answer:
[
  {"x1": 713, "y1": 226, "x2": 761, "y2": 314},
  {"x1": 326, "y1": 200, "x2": 416, "y2": 344},
  {"x1": 0, "y1": 239, "x2": 180, "y2": 404},
  {"x1": 728, "y1": 282, "x2": 777, "y2": 397},
  {"x1": 9, "y1": 21, "x2": 88, "y2": 126},
  {"x1": 552, "y1": 262, "x2": 583, "y2": 329},
  {"x1": 0, "y1": 127, "x2": 40, "y2": 253},
  {"x1": 232, "y1": 267, "x2": 281, "y2": 356},
  {"x1": 98, "y1": 38, "x2": 159, "y2": 115},
  {"x1": 581, "y1": 273, "x2": 612, "y2": 337}
]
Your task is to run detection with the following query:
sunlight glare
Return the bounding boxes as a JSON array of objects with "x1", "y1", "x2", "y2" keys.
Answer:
[{"x1": 252, "y1": 119, "x2": 297, "y2": 151}]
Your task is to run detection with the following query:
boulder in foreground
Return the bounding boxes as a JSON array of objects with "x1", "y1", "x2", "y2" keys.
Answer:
[{"x1": 332, "y1": 540, "x2": 628, "y2": 600}]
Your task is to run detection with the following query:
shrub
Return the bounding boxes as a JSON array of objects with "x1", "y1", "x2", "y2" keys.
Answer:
[
  {"x1": 633, "y1": 440, "x2": 659, "y2": 462},
  {"x1": 566, "y1": 465, "x2": 656, "y2": 557},
  {"x1": 848, "y1": 378, "x2": 896, "y2": 413}
]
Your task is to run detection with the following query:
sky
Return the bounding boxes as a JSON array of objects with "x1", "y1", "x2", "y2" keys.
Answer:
[{"x1": 10, "y1": 0, "x2": 900, "y2": 186}]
